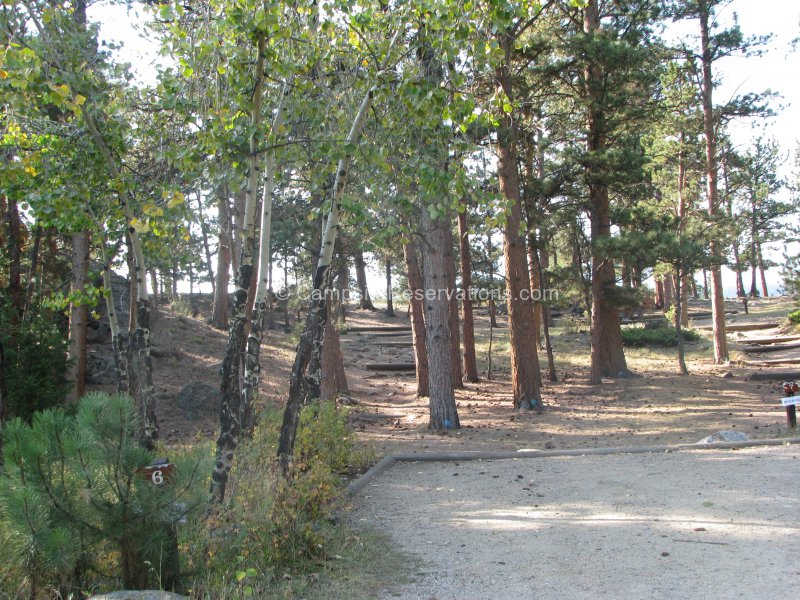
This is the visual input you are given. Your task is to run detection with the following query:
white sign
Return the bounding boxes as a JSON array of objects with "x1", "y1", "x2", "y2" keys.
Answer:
[{"x1": 780, "y1": 397, "x2": 800, "y2": 407}]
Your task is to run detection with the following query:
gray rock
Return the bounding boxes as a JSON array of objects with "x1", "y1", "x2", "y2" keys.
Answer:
[
  {"x1": 88, "y1": 592, "x2": 188, "y2": 600},
  {"x1": 176, "y1": 381, "x2": 222, "y2": 419},
  {"x1": 697, "y1": 430, "x2": 750, "y2": 444},
  {"x1": 85, "y1": 352, "x2": 118, "y2": 385}
]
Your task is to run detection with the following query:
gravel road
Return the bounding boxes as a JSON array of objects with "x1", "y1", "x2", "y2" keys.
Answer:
[{"x1": 352, "y1": 445, "x2": 800, "y2": 600}]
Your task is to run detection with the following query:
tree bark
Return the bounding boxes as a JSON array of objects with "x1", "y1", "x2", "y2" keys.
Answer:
[
  {"x1": 404, "y1": 241, "x2": 429, "y2": 396},
  {"x1": 212, "y1": 187, "x2": 232, "y2": 329},
  {"x1": 527, "y1": 232, "x2": 543, "y2": 348},
  {"x1": 457, "y1": 208, "x2": 479, "y2": 383},
  {"x1": 320, "y1": 300, "x2": 348, "y2": 401},
  {"x1": 100, "y1": 240, "x2": 129, "y2": 394},
  {"x1": 496, "y1": 32, "x2": 543, "y2": 410},
  {"x1": 421, "y1": 205, "x2": 460, "y2": 430},
  {"x1": 674, "y1": 270, "x2": 689, "y2": 375},
  {"x1": 385, "y1": 257, "x2": 395, "y2": 317},
  {"x1": 354, "y1": 249, "x2": 375, "y2": 309},
  {"x1": 443, "y1": 220, "x2": 463, "y2": 388},
  {"x1": 486, "y1": 227, "x2": 498, "y2": 328},
  {"x1": 757, "y1": 240, "x2": 768, "y2": 298},
  {"x1": 699, "y1": 0, "x2": 728, "y2": 362},
  {"x1": 67, "y1": 231, "x2": 90, "y2": 402},
  {"x1": 240, "y1": 94, "x2": 286, "y2": 437},
  {"x1": 210, "y1": 33, "x2": 266, "y2": 502},
  {"x1": 585, "y1": 0, "x2": 628, "y2": 384}
]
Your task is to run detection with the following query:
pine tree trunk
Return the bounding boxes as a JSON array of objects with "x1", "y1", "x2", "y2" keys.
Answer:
[
  {"x1": 527, "y1": 233, "x2": 543, "y2": 348},
  {"x1": 674, "y1": 270, "x2": 689, "y2": 375},
  {"x1": 664, "y1": 274, "x2": 675, "y2": 309},
  {"x1": 404, "y1": 241, "x2": 429, "y2": 396},
  {"x1": 534, "y1": 242, "x2": 557, "y2": 382},
  {"x1": 67, "y1": 231, "x2": 90, "y2": 402},
  {"x1": 655, "y1": 277, "x2": 665, "y2": 309},
  {"x1": 320, "y1": 300, "x2": 348, "y2": 401},
  {"x1": 355, "y1": 250, "x2": 375, "y2": 309},
  {"x1": 442, "y1": 220, "x2": 463, "y2": 388},
  {"x1": 699, "y1": 0, "x2": 728, "y2": 363},
  {"x1": 496, "y1": 33, "x2": 542, "y2": 410},
  {"x1": 421, "y1": 205, "x2": 460, "y2": 430},
  {"x1": 457, "y1": 208, "x2": 479, "y2": 383},
  {"x1": 750, "y1": 199, "x2": 759, "y2": 297},
  {"x1": 210, "y1": 34, "x2": 267, "y2": 502},
  {"x1": 212, "y1": 188, "x2": 232, "y2": 329},
  {"x1": 486, "y1": 228, "x2": 498, "y2": 328},
  {"x1": 757, "y1": 241, "x2": 769, "y2": 297},
  {"x1": 385, "y1": 257, "x2": 395, "y2": 317},
  {"x1": 585, "y1": 0, "x2": 627, "y2": 384}
]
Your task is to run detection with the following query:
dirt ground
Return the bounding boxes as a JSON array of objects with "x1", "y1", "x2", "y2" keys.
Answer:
[
  {"x1": 341, "y1": 297, "x2": 800, "y2": 457},
  {"x1": 352, "y1": 444, "x2": 800, "y2": 600},
  {"x1": 86, "y1": 295, "x2": 799, "y2": 453}
]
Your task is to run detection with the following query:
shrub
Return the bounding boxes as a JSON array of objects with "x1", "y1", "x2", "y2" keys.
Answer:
[
  {"x1": 622, "y1": 325, "x2": 700, "y2": 347},
  {"x1": 0, "y1": 393, "x2": 210, "y2": 596},
  {"x1": 788, "y1": 309, "x2": 800, "y2": 325},
  {"x1": 0, "y1": 306, "x2": 69, "y2": 421},
  {"x1": 195, "y1": 401, "x2": 371, "y2": 597}
]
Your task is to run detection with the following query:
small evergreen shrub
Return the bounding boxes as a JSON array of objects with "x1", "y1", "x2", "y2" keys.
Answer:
[
  {"x1": 788, "y1": 309, "x2": 800, "y2": 325},
  {"x1": 0, "y1": 306, "x2": 69, "y2": 421},
  {"x1": 622, "y1": 325, "x2": 700, "y2": 347},
  {"x1": 0, "y1": 393, "x2": 210, "y2": 596}
]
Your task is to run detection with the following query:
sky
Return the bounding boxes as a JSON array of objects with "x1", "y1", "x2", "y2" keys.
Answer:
[{"x1": 88, "y1": 0, "x2": 800, "y2": 298}]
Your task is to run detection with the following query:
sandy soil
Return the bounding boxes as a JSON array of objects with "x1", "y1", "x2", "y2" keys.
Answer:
[
  {"x1": 343, "y1": 298, "x2": 800, "y2": 458},
  {"x1": 352, "y1": 444, "x2": 800, "y2": 600}
]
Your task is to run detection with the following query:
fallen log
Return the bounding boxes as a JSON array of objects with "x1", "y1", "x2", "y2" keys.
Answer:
[
  {"x1": 743, "y1": 359, "x2": 800, "y2": 367},
  {"x1": 741, "y1": 342, "x2": 800, "y2": 354},
  {"x1": 699, "y1": 322, "x2": 779, "y2": 332},
  {"x1": 342, "y1": 325, "x2": 412, "y2": 334},
  {"x1": 740, "y1": 336, "x2": 800, "y2": 346},
  {"x1": 749, "y1": 371, "x2": 800, "y2": 381},
  {"x1": 364, "y1": 362, "x2": 416, "y2": 371}
]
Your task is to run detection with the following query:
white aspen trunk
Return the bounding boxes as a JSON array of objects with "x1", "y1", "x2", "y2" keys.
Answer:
[
  {"x1": 211, "y1": 33, "x2": 267, "y2": 503},
  {"x1": 241, "y1": 94, "x2": 286, "y2": 435},
  {"x1": 278, "y1": 30, "x2": 401, "y2": 465},
  {"x1": 80, "y1": 106, "x2": 157, "y2": 448},
  {"x1": 99, "y1": 237, "x2": 129, "y2": 394}
]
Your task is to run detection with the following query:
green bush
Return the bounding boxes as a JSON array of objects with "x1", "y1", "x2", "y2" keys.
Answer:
[
  {"x1": 0, "y1": 393, "x2": 210, "y2": 596},
  {"x1": 195, "y1": 401, "x2": 373, "y2": 597},
  {"x1": 622, "y1": 325, "x2": 700, "y2": 347},
  {"x1": 788, "y1": 309, "x2": 800, "y2": 325}
]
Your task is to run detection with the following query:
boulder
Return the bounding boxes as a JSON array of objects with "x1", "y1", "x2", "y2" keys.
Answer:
[
  {"x1": 85, "y1": 352, "x2": 118, "y2": 385},
  {"x1": 696, "y1": 430, "x2": 750, "y2": 444},
  {"x1": 176, "y1": 381, "x2": 222, "y2": 419}
]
